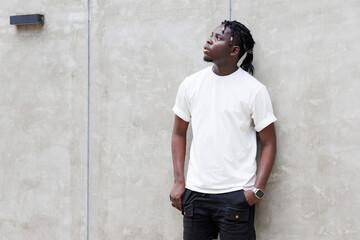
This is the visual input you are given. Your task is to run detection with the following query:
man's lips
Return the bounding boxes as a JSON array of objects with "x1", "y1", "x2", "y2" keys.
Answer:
[{"x1": 203, "y1": 45, "x2": 210, "y2": 53}]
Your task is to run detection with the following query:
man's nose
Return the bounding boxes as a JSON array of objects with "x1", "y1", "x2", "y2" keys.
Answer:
[{"x1": 206, "y1": 37, "x2": 213, "y2": 45}]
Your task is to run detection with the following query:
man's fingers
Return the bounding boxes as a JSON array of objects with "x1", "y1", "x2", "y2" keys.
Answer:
[
  {"x1": 169, "y1": 184, "x2": 186, "y2": 211},
  {"x1": 170, "y1": 197, "x2": 182, "y2": 211},
  {"x1": 176, "y1": 199, "x2": 182, "y2": 211}
]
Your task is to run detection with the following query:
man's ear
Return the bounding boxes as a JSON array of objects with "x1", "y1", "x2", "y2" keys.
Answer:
[{"x1": 230, "y1": 46, "x2": 241, "y2": 57}]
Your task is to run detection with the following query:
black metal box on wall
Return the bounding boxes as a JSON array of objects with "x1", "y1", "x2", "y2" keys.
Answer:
[{"x1": 10, "y1": 14, "x2": 44, "y2": 25}]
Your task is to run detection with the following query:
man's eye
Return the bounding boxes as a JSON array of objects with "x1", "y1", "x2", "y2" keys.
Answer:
[{"x1": 216, "y1": 36, "x2": 221, "y2": 40}]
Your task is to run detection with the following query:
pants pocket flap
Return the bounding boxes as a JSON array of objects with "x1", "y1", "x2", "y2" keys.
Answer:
[
  {"x1": 226, "y1": 207, "x2": 249, "y2": 222},
  {"x1": 182, "y1": 203, "x2": 193, "y2": 217}
]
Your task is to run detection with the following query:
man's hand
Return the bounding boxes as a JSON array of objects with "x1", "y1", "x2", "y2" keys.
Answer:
[
  {"x1": 169, "y1": 182, "x2": 185, "y2": 211},
  {"x1": 244, "y1": 190, "x2": 259, "y2": 206}
]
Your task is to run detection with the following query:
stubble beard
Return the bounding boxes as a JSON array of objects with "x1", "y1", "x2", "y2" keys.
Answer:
[{"x1": 203, "y1": 57, "x2": 213, "y2": 62}]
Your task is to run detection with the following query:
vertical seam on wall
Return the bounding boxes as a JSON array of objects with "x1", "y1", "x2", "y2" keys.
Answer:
[
  {"x1": 230, "y1": 0, "x2": 233, "y2": 20},
  {"x1": 87, "y1": 0, "x2": 91, "y2": 239}
]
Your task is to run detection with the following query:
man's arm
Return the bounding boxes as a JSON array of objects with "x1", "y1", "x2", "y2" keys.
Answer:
[
  {"x1": 169, "y1": 115, "x2": 189, "y2": 211},
  {"x1": 244, "y1": 123, "x2": 277, "y2": 205}
]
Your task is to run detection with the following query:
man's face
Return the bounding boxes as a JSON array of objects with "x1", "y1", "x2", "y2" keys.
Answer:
[{"x1": 203, "y1": 25, "x2": 232, "y2": 63}]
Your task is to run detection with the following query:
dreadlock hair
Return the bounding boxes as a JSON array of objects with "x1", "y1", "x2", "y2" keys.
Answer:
[{"x1": 222, "y1": 20, "x2": 255, "y2": 75}]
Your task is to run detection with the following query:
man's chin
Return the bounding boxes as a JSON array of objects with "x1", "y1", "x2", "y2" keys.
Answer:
[{"x1": 203, "y1": 57, "x2": 213, "y2": 62}]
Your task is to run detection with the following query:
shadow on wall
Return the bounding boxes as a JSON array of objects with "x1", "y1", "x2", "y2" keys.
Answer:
[{"x1": 16, "y1": 24, "x2": 44, "y2": 34}]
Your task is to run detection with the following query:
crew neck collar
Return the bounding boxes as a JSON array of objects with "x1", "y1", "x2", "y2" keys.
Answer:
[{"x1": 210, "y1": 65, "x2": 243, "y2": 78}]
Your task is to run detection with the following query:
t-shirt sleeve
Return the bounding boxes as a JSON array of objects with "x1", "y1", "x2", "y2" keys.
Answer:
[
  {"x1": 172, "y1": 80, "x2": 191, "y2": 122},
  {"x1": 251, "y1": 86, "x2": 277, "y2": 132}
]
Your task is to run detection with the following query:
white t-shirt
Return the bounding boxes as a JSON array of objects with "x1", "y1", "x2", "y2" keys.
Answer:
[{"x1": 173, "y1": 66, "x2": 277, "y2": 194}]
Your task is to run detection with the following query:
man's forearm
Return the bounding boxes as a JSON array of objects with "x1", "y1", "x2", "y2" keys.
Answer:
[
  {"x1": 254, "y1": 123, "x2": 277, "y2": 191},
  {"x1": 170, "y1": 116, "x2": 189, "y2": 211},
  {"x1": 254, "y1": 142, "x2": 276, "y2": 190},
  {"x1": 171, "y1": 134, "x2": 186, "y2": 184}
]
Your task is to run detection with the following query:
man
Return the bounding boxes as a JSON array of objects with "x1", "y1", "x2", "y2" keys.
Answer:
[{"x1": 170, "y1": 20, "x2": 277, "y2": 240}]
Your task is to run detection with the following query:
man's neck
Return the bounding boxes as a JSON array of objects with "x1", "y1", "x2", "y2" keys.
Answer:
[{"x1": 212, "y1": 64, "x2": 239, "y2": 76}]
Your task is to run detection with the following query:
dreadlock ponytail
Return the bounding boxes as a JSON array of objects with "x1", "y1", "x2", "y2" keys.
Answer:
[
  {"x1": 222, "y1": 20, "x2": 256, "y2": 75},
  {"x1": 240, "y1": 50, "x2": 254, "y2": 75}
]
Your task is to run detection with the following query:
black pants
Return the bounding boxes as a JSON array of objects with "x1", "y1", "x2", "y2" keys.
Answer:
[{"x1": 182, "y1": 188, "x2": 256, "y2": 240}]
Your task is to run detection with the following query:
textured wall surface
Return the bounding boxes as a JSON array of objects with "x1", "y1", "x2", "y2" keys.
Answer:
[
  {"x1": 0, "y1": 1, "x2": 88, "y2": 239},
  {"x1": 0, "y1": 0, "x2": 359, "y2": 239},
  {"x1": 233, "y1": 1, "x2": 360, "y2": 239},
  {"x1": 89, "y1": 1, "x2": 229, "y2": 239}
]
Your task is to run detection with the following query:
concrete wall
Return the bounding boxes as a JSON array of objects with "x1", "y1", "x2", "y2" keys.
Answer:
[
  {"x1": 0, "y1": 1, "x2": 88, "y2": 239},
  {"x1": 233, "y1": 1, "x2": 360, "y2": 239},
  {"x1": 0, "y1": 0, "x2": 359, "y2": 239}
]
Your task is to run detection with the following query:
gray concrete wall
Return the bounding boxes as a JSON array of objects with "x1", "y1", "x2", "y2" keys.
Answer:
[
  {"x1": 88, "y1": 1, "x2": 228, "y2": 239},
  {"x1": 0, "y1": 0, "x2": 359, "y2": 239},
  {"x1": 0, "y1": 1, "x2": 88, "y2": 239},
  {"x1": 233, "y1": 1, "x2": 360, "y2": 239}
]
